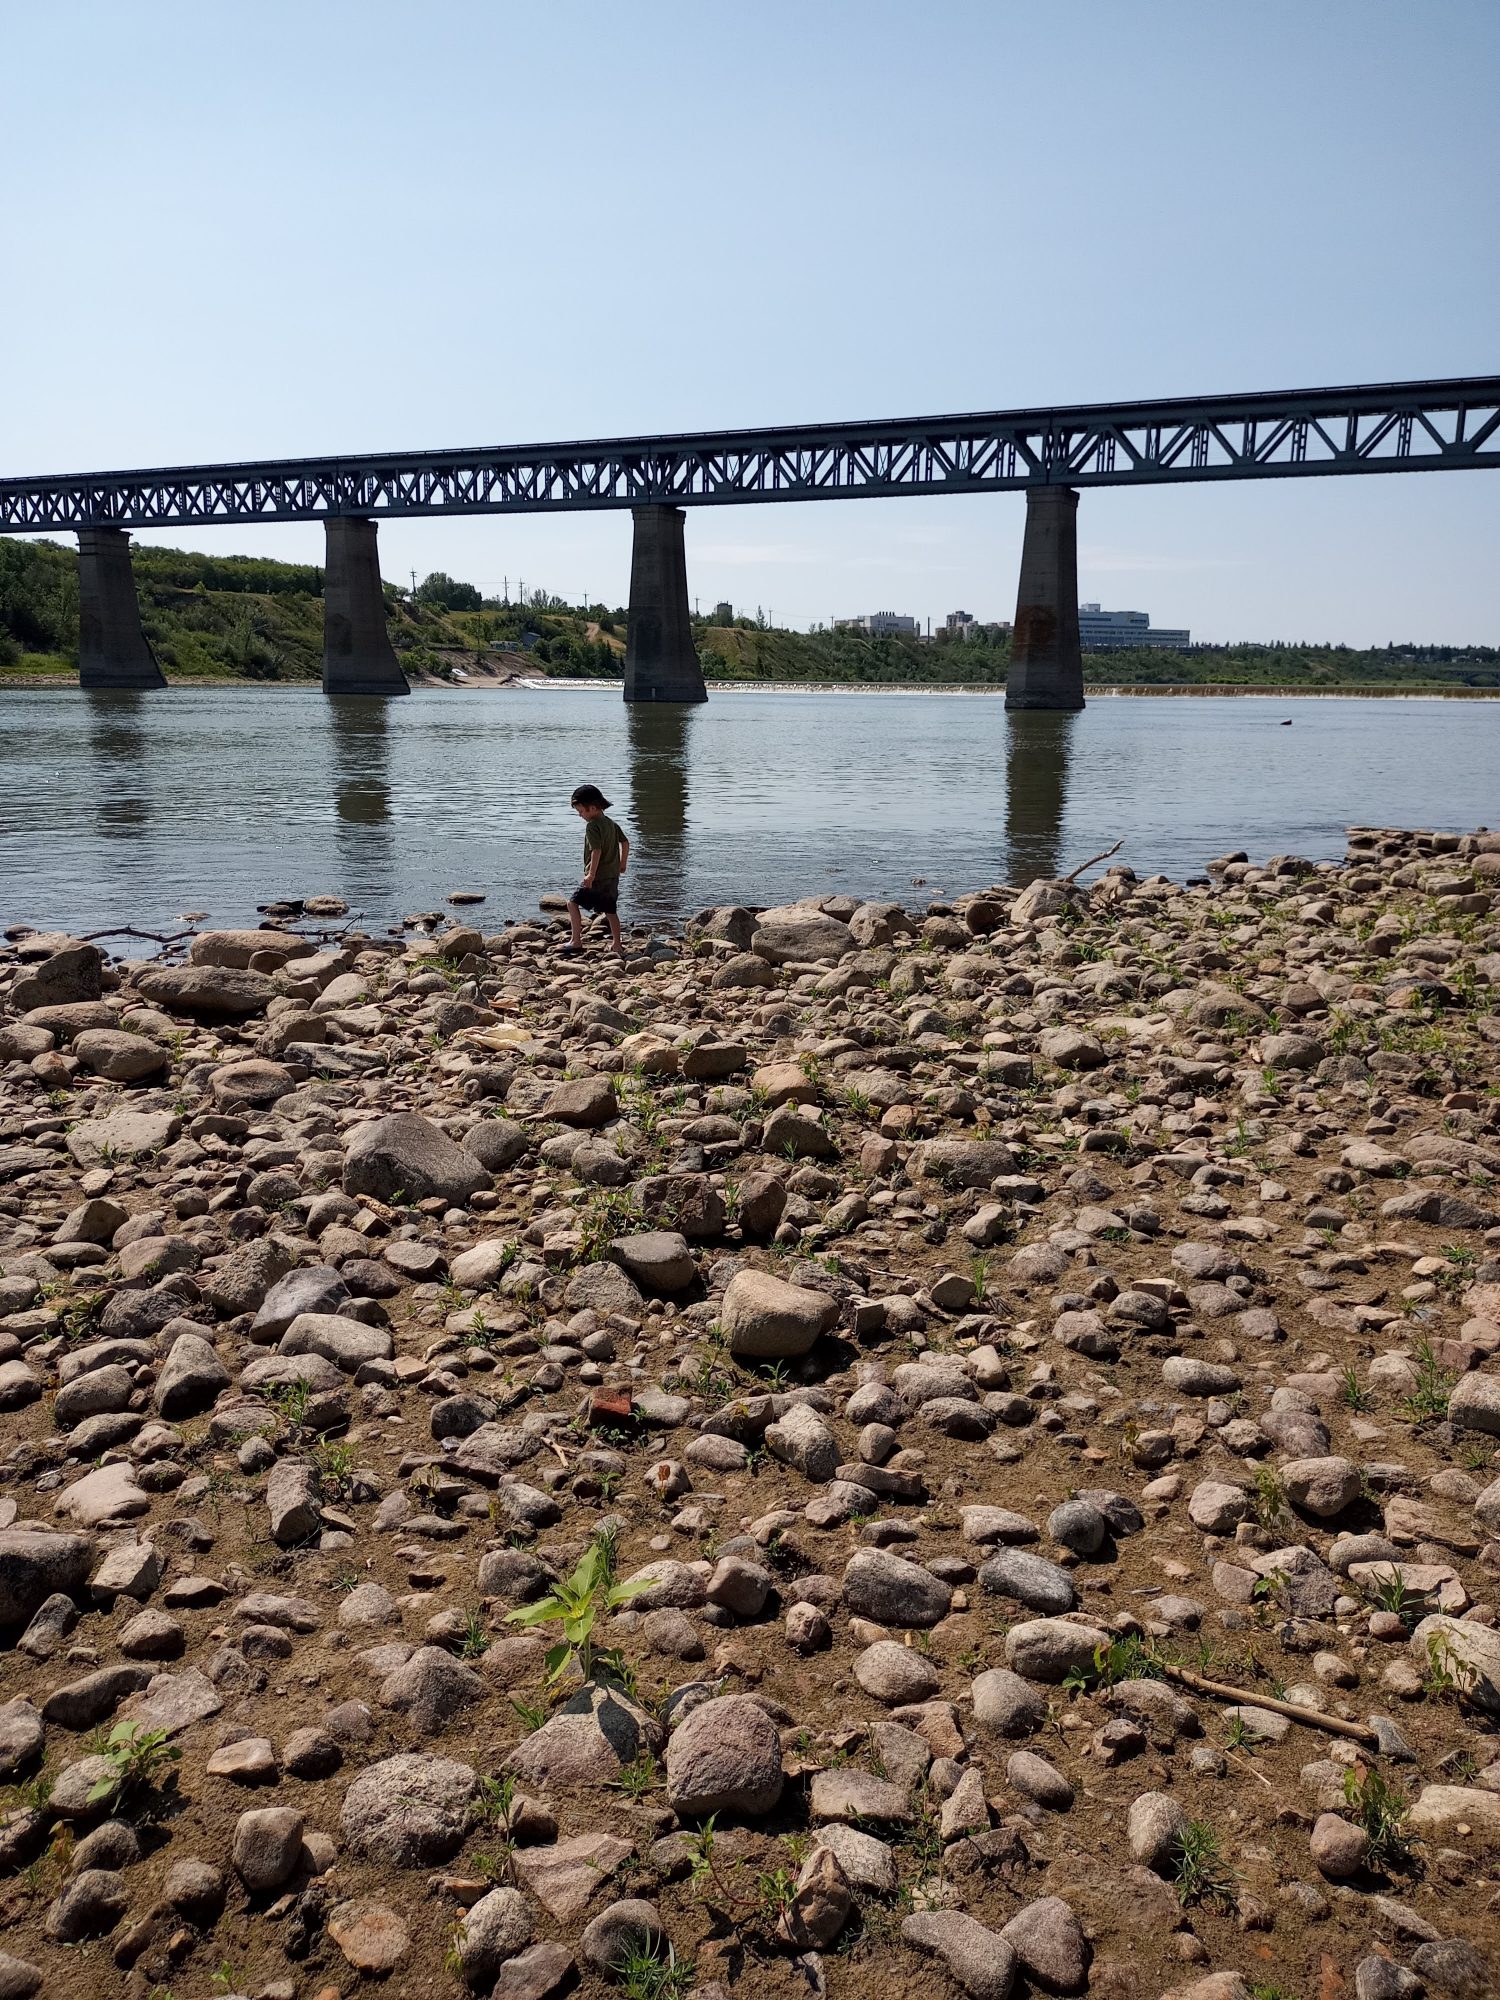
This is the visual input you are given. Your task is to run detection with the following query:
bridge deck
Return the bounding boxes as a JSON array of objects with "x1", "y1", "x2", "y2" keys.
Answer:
[{"x1": 2, "y1": 376, "x2": 1498, "y2": 534}]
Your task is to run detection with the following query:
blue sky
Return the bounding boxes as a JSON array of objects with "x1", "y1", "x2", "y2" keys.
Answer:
[{"x1": 3, "y1": 0, "x2": 1497, "y2": 643}]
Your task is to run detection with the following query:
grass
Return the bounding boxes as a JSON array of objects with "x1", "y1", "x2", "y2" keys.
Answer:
[
  {"x1": 1061, "y1": 1633, "x2": 1170, "y2": 1697},
  {"x1": 613, "y1": 1940, "x2": 692, "y2": 2000},
  {"x1": 1342, "y1": 1766, "x2": 1413, "y2": 1869},
  {"x1": 1399, "y1": 1337, "x2": 1456, "y2": 1425},
  {"x1": 1170, "y1": 1820, "x2": 1237, "y2": 1908}
]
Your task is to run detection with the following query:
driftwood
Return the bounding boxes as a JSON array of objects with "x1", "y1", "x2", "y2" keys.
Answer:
[
  {"x1": 1162, "y1": 1663, "x2": 1379, "y2": 1748},
  {"x1": 1060, "y1": 838, "x2": 1125, "y2": 885},
  {"x1": 76, "y1": 925, "x2": 199, "y2": 949}
]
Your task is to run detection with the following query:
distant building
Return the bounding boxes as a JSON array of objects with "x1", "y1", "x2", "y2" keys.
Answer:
[
  {"x1": 1078, "y1": 603, "x2": 1191, "y2": 651},
  {"x1": 835, "y1": 611, "x2": 918, "y2": 637},
  {"x1": 945, "y1": 609, "x2": 976, "y2": 636},
  {"x1": 713, "y1": 601, "x2": 733, "y2": 623}
]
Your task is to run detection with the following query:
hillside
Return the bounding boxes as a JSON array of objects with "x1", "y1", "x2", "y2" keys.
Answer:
[{"x1": 1, "y1": 536, "x2": 1495, "y2": 687}]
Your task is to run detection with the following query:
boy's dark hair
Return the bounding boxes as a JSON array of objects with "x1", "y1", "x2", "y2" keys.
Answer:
[{"x1": 570, "y1": 784, "x2": 611, "y2": 809}]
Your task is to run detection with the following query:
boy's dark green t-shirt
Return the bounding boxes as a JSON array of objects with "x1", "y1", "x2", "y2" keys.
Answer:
[{"x1": 584, "y1": 814, "x2": 624, "y2": 883}]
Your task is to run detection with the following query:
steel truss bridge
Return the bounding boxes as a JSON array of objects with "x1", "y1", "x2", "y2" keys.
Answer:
[{"x1": 2, "y1": 376, "x2": 1498, "y2": 536}]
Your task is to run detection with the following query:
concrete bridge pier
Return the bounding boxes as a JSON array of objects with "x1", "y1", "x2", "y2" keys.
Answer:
[
  {"x1": 322, "y1": 517, "x2": 410, "y2": 696},
  {"x1": 77, "y1": 528, "x2": 166, "y2": 689},
  {"x1": 624, "y1": 504, "x2": 707, "y2": 703},
  {"x1": 1005, "y1": 486, "x2": 1085, "y2": 711}
]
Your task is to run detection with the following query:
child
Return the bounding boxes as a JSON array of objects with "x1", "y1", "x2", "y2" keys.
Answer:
[{"x1": 565, "y1": 784, "x2": 629, "y2": 956}]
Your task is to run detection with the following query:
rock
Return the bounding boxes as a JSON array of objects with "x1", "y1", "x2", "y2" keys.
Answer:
[
  {"x1": 340, "y1": 1753, "x2": 478, "y2": 1866},
  {"x1": 0, "y1": 1530, "x2": 95, "y2": 1626},
  {"x1": 457, "y1": 1885, "x2": 535, "y2": 1988},
  {"x1": 120, "y1": 1667, "x2": 223, "y2": 1736},
  {"x1": 1283, "y1": 1455, "x2": 1362, "y2": 1518},
  {"x1": 1355, "y1": 1956, "x2": 1424, "y2": 2000},
  {"x1": 1006, "y1": 1619, "x2": 1110, "y2": 1683},
  {"x1": 488, "y1": 1942, "x2": 576, "y2": 2000},
  {"x1": 813, "y1": 1821, "x2": 900, "y2": 1895},
  {"x1": 379, "y1": 1646, "x2": 483, "y2": 1734},
  {"x1": 855, "y1": 1640, "x2": 942, "y2": 1705},
  {"x1": 0, "y1": 1954, "x2": 43, "y2": 2000},
  {"x1": 810, "y1": 1770, "x2": 912, "y2": 1823},
  {"x1": 1188, "y1": 1480, "x2": 1252, "y2": 1534},
  {"x1": 1000, "y1": 1896, "x2": 1090, "y2": 1992},
  {"x1": 706, "y1": 1556, "x2": 772, "y2": 1619},
  {"x1": 41, "y1": 1664, "x2": 151, "y2": 1729},
  {"x1": 1410, "y1": 1616, "x2": 1500, "y2": 1713},
  {"x1": 510, "y1": 1833, "x2": 635, "y2": 1921},
  {"x1": 1128, "y1": 1790, "x2": 1188, "y2": 1871},
  {"x1": 0, "y1": 1363, "x2": 41, "y2": 1411},
  {"x1": 0, "y1": 1701, "x2": 44, "y2": 1779},
  {"x1": 207, "y1": 1737, "x2": 278, "y2": 1784},
  {"x1": 135, "y1": 963, "x2": 277, "y2": 1019},
  {"x1": 250, "y1": 1265, "x2": 352, "y2": 1339},
  {"x1": 55, "y1": 1465, "x2": 148, "y2": 1529},
  {"x1": 13, "y1": 943, "x2": 103, "y2": 1010},
  {"x1": 1407, "y1": 1785, "x2": 1500, "y2": 1844},
  {"x1": 1449, "y1": 1374, "x2": 1500, "y2": 1435},
  {"x1": 343, "y1": 1111, "x2": 490, "y2": 1205},
  {"x1": 43, "y1": 1867, "x2": 127, "y2": 1941},
  {"x1": 231, "y1": 1805, "x2": 305, "y2": 1891},
  {"x1": 980, "y1": 1548, "x2": 1078, "y2": 1615},
  {"x1": 65, "y1": 1107, "x2": 178, "y2": 1168},
  {"x1": 720, "y1": 1267, "x2": 837, "y2": 1358},
  {"x1": 610, "y1": 1231, "x2": 696, "y2": 1294},
  {"x1": 329, "y1": 1899, "x2": 412, "y2": 1974},
  {"x1": 267, "y1": 1460, "x2": 322, "y2": 1546},
  {"x1": 507, "y1": 1685, "x2": 662, "y2": 1789},
  {"x1": 72, "y1": 1029, "x2": 169, "y2": 1082},
  {"x1": 903, "y1": 1910, "x2": 1017, "y2": 1998},
  {"x1": 665, "y1": 1694, "x2": 783, "y2": 1816},
  {"x1": 766, "y1": 1402, "x2": 840, "y2": 1483},
  {"x1": 1007, "y1": 1749, "x2": 1074, "y2": 1809},
  {"x1": 1410, "y1": 1939, "x2": 1492, "y2": 2000},
  {"x1": 843, "y1": 1548, "x2": 953, "y2": 1628},
  {"x1": 972, "y1": 1668, "x2": 1046, "y2": 1737},
  {"x1": 751, "y1": 914, "x2": 852, "y2": 963},
  {"x1": 154, "y1": 1332, "x2": 229, "y2": 1417},
  {"x1": 1039, "y1": 1028, "x2": 1107, "y2": 1071},
  {"x1": 1310, "y1": 1812, "x2": 1370, "y2": 1878},
  {"x1": 580, "y1": 1898, "x2": 664, "y2": 1977}
]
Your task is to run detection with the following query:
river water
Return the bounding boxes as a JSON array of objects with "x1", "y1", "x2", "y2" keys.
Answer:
[{"x1": 2, "y1": 687, "x2": 1496, "y2": 940}]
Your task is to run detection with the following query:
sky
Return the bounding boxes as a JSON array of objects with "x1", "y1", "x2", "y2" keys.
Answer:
[{"x1": 3, "y1": 0, "x2": 1497, "y2": 645}]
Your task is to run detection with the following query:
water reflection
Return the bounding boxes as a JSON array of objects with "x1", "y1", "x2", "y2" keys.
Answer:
[
  {"x1": 329, "y1": 698, "x2": 393, "y2": 894},
  {"x1": 1003, "y1": 710, "x2": 1073, "y2": 883},
  {"x1": 86, "y1": 692, "x2": 151, "y2": 841},
  {"x1": 626, "y1": 702, "x2": 692, "y2": 911}
]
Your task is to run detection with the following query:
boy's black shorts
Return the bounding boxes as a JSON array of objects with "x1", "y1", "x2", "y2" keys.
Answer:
[{"x1": 571, "y1": 881, "x2": 618, "y2": 915}]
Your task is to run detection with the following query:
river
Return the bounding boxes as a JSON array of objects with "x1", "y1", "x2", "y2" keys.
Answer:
[{"x1": 2, "y1": 687, "x2": 1496, "y2": 939}]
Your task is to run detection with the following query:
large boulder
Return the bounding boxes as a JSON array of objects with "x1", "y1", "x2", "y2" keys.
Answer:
[
  {"x1": 0, "y1": 1532, "x2": 95, "y2": 1629},
  {"x1": 134, "y1": 964, "x2": 278, "y2": 1021},
  {"x1": 11, "y1": 944, "x2": 103, "y2": 1012},
  {"x1": 340, "y1": 1753, "x2": 478, "y2": 1866},
  {"x1": 664, "y1": 1695, "x2": 784, "y2": 1816},
  {"x1": 720, "y1": 1268, "x2": 837, "y2": 1359},
  {"x1": 189, "y1": 930, "x2": 314, "y2": 971},
  {"x1": 1410, "y1": 1614, "x2": 1500, "y2": 1713},
  {"x1": 343, "y1": 1113, "x2": 490, "y2": 1206},
  {"x1": 750, "y1": 915, "x2": 853, "y2": 965},
  {"x1": 842, "y1": 1549, "x2": 952, "y2": 1628},
  {"x1": 506, "y1": 1685, "x2": 662, "y2": 1789}
]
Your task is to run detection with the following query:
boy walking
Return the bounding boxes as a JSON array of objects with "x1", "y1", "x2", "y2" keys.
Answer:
[{"x1": 565, "y1": 784, "x2": 629, "y2": 956}]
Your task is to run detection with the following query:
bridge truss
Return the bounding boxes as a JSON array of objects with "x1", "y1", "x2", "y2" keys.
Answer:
[{"x1": 2, "y1": 376, "x2": 1498, "y2": 535}]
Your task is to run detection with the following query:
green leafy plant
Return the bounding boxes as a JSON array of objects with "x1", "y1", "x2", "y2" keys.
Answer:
[
  {"x1": 87, "y1": 1721, "x2": 180, "y2": 1815},
  {"x1": 1252, "y1": 1464, "x2": 1287, "y2": 1530},
  {"x1": 1342, "y1": 1766, "x2": 1413, "y2": 1869},
  {"x1": 613, "y1": 1939, "x2": 693, "y2": 2000},
  {"x1": 612, "y1": 1751, "x2": 661, "y2": 1801},
  {"x1": 505, "y1": 1530, "x2": 649, "y2": 1689},
  {"x1": 1421, "y1": 1628, "x2": 1477, "y2": 1704},
  {"x1": 1061, "y1": 1632, "x2": 1167, "y2": 1696}
]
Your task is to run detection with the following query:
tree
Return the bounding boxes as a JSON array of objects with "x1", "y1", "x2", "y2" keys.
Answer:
[{"x1": 415, "y1": 571, "x2": 482, "y2": 612}]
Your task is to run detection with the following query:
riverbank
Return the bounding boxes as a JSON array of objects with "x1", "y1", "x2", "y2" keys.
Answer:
[{"x1": 0, "y1": 826, "x2": 1498, "y2": 1999}]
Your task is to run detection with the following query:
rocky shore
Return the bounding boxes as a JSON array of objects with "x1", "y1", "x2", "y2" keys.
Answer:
[{"x1": 1, "y1": 827, "x2": 1499, "y2": 2000}]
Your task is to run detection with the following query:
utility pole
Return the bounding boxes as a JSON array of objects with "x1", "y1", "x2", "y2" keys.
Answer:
[{"x1": 410, "y1": 569, "x2": 417, "y2": 599}]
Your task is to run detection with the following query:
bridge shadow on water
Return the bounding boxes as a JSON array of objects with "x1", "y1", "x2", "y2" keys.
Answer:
[
  {"x1": 626, "y1": 702, "x2": 693, "y2": 913},
  {"x1": 328, "y1": 697, "x2": 393, "y2": 894},
  {"x1": 1003, "y1": 709, "x2": 1074, "y2": 886},
  {"x1": 86, "y1": 691, "x2": 151, "y2": 842}
]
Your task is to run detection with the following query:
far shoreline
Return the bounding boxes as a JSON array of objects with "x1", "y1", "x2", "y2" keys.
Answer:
[{"x1": 2, "y1": 674, "x2": 1499, "y2": 700}]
